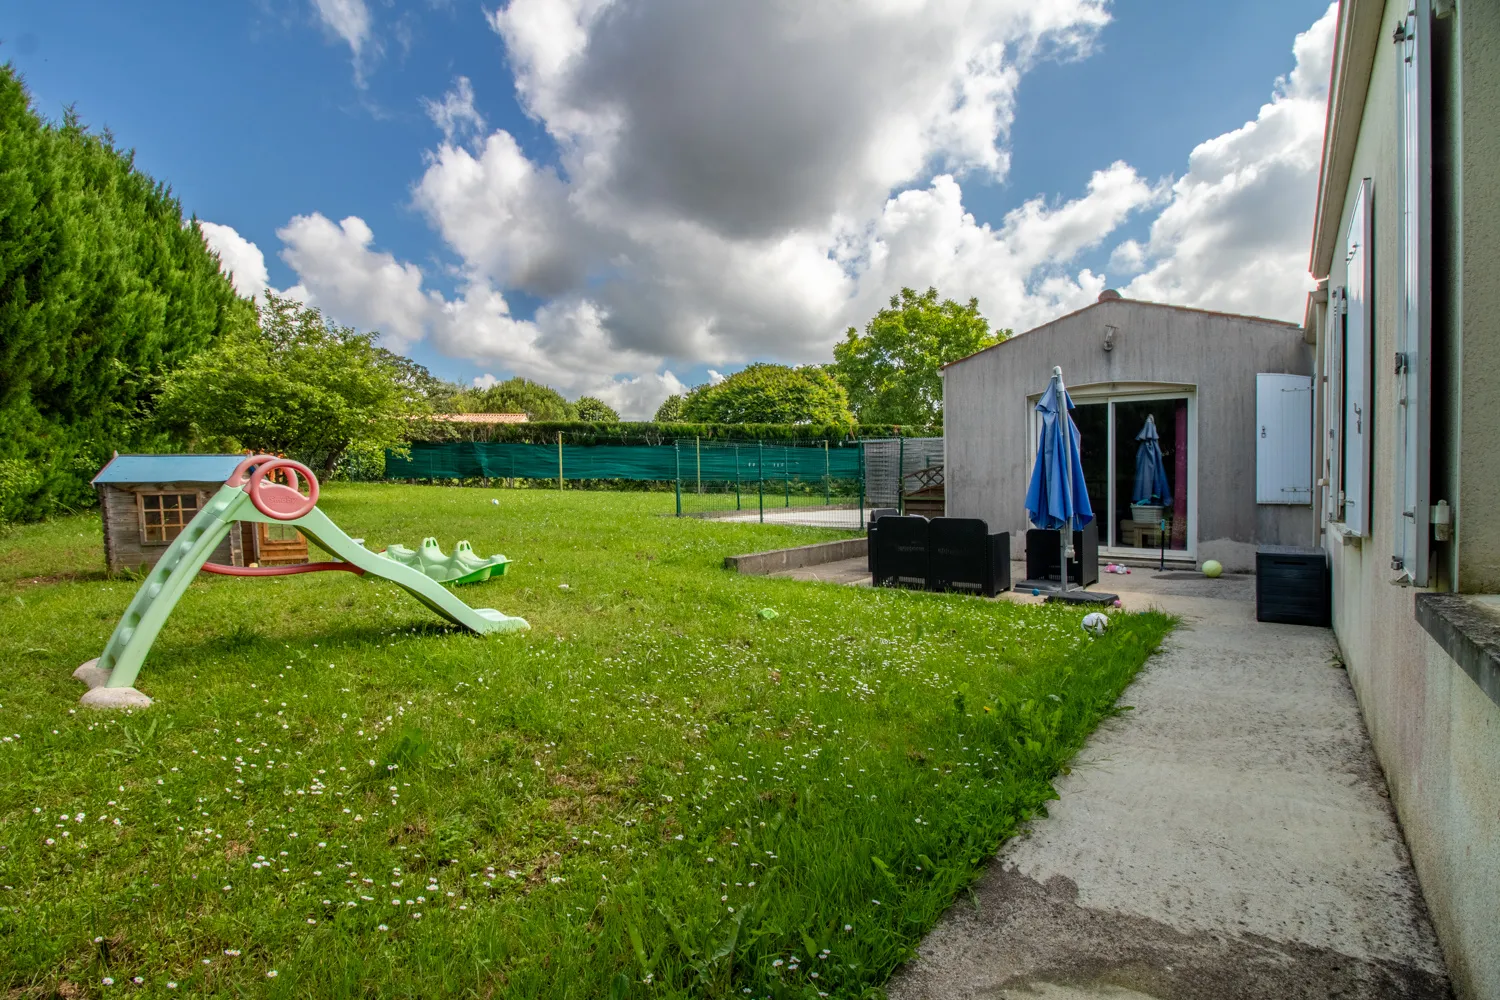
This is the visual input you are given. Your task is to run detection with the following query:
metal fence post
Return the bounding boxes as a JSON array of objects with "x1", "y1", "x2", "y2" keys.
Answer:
[
  {"x1": 897, "y1": 435, "x2": 905, "y2": 515},
  {"x1": 558, "y1": 431, "x2": 565, "y2": 491},
  {"x1": 674, "y1": 440, "x2": 682, "y2": 517},
  {"x1": 824, "y1": 440, "x2": 830, "y2": 506},
  {"x1": 784, "y1": 444, "x2": 790, "y2": 508},
  {"x1": 757, "y1": 441, "x2": 764, "y2": 524},
  {"x1": 734, "y1": 444, "x2": 741, "y2": 510},
  {"x1": 858, "y1": 438, "x2": 866, "y2": 530},
  {"x1": 695, "y1": 436, "x2": 702, "y2": 495}
]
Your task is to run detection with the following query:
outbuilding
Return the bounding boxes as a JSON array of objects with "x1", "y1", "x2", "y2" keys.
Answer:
[
  {"x1": 943, "y1": 292, "x2": 1315, "y2": 572},
  {"x1": 92, "y1": 454, "x2": 308, "y2": 574}
]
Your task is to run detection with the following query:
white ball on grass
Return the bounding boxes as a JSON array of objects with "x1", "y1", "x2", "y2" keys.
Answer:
[{"x1": 1081, "y1": 612, "x2": 1109, "y2": 636}]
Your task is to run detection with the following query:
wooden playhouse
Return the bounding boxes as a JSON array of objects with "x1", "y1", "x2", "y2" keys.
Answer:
[{"x1": 92, "y1": 454, "x2": 309, "y2": 573}]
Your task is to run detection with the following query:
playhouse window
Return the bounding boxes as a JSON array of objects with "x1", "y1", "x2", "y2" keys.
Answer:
[{"x1": 138, "y1": 492, "x2": 200, "y2": 544}]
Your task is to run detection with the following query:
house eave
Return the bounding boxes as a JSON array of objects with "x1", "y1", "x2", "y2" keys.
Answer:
[{"x1": 1309, "y1": 0, "x2": 1386, "y2": 280}]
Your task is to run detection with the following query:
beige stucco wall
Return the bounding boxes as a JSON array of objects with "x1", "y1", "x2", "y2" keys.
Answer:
[
  {"x1": 944, "y1": 298, "x2": 1313, "y2": 572},
  {"x1": 1317, "y1": 3, "x2": 1500, "y2": 997}
]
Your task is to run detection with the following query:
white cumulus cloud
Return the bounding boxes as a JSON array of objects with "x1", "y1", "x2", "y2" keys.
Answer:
[
  {"x1": 277, "y1": 213, "x2": 434, "y2": 352},
  {"x1": 1121, "y1": 2, "x2": 1336, "y2": 319},
  {"x1": 198, "y1": 221, "x2": 270, "y2": 300}
]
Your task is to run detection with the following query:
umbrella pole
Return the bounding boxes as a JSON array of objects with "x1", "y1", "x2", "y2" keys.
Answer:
[{"x1": 1055, "y1": 368, "x2": 1072, "y2": 594}]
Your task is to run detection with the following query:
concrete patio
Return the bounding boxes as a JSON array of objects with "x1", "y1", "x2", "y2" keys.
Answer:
[{"x1": 770, "y1": 562, "x2": 1453, "y2": 998}]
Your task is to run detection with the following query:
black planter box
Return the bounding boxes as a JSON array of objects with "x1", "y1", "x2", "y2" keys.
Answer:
[
  {"x1": 927, "y1": 518, "x2": 1010, "y2": 596},
  {"x1": 1256, "y1": 545, "x2": 1330, "y2": 626},
  {"x1": 870, "y1": 515, "x2": 929, "y2": 589},
  {"x1": 1025, "y1": 521, "x2": 1099, "y2": 587}
]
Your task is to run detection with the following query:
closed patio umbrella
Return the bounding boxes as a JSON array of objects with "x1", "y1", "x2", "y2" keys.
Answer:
[
  {"x1": 1132, "y1": 414, "x2": 1173, "y2": 507},
  {"x1": 1025, "y1": 367, "x2": 1094, "y2": 591}
]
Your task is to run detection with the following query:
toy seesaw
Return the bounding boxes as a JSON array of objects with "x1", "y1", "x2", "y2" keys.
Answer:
[{"x1": 74, "y1": 455, "x2": 528, "y2": 709}]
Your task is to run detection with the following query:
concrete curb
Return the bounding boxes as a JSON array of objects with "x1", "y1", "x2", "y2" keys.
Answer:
[{"x1": 725, "y1": 537, "x2": 868, "y2": 575}]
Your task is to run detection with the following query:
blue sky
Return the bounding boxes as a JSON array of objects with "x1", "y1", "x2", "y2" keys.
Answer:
[{"x1": 3, "y1": 0, "x2": 1335, "y2": 414}]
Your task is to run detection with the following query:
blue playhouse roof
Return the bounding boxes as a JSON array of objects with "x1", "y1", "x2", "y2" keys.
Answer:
[{"x1": 92, "y1": 454, "x2": 244, "y2": 485}]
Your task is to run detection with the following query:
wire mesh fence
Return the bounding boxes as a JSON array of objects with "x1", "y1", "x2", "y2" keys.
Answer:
[
  {"x1": 862, "y1": 437, "x2": 945, "y2": 510},
  {"x1": 673, "y1": 439, "x2": 868, "y2": 528}
]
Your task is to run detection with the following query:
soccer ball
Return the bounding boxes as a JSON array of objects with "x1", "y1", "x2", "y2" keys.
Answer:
[{"x1": 1081, "y1": 612, "x2": 1109, "y2": 636}]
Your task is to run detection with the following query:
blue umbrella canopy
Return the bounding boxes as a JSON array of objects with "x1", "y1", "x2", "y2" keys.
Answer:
[
  {"x1": 1025, "y1": 370, "x2": 1094, "y2": 532},
  {"x1": 1132, "y1": 414, "x2": 1173, "y2": 506}
]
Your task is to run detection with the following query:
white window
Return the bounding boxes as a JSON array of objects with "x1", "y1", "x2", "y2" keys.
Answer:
[
  {"x1": 1256, "y1": 374, "x2": 1313, "y2": 504},
  {"x1": 1342, "y1": 180, "x2": 1373, "y2": 536},
  {"x1": 1394, "y1": 0, "x2": 1432, "y2": 584}
]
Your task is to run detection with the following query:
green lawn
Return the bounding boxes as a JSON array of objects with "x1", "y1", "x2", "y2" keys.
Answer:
[{"x1": 0, "y1": 485, "x2": 1170, "y2": 999}]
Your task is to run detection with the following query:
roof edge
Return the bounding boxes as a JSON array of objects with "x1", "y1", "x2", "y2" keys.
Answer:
[
  {"x1": 1309, "y1": 0, "x2": 1385, "y2": 279},
  {"x1": 942, "y1": 296, "x2": 1303, "y2": 371}
]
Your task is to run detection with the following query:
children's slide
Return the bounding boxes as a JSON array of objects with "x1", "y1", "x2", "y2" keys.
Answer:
[{"x1": 76, "y1": 456, "x2": 527, "y2": 708}]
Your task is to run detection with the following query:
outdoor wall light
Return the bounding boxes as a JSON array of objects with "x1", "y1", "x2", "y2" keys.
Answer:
[{"x1": 1103, "y1": 325, "x2": 1117, "y2": 352}]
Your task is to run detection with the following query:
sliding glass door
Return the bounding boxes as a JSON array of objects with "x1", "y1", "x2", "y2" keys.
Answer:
[{"x1": 1036, "y1": 391, "x2": 1194, "y2": 556}]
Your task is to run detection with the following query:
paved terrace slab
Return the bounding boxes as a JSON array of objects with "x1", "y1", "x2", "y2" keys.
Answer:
[{"x1": 770, "y1": 561, "x2": 1452, "y2": 998}]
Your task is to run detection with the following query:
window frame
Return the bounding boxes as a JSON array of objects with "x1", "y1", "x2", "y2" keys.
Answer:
[{"x1": 136, "y1": 490, "x2": 202, "y2": 545}]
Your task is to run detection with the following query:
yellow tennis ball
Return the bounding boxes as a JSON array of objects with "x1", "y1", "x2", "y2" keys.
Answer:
[{"x1": 1202, "y1": 559, "x2": 1223, "y2": 578}]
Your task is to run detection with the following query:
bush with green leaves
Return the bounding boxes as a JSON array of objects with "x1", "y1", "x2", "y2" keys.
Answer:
[
  {"x1": 652, "y1": 394, "x2": 685, "y2": 422},
  {"x1": 155, "y1": 294, "x2": 423, "y2": 478},
  {"x1": 573, "y1": 396, "x2": 620, "y2": 422},
  {"x1": 681, "y1": 364, "x2": 853, "y2": 425},
  {"x1": 453, "y1": 377, "x2": 577, "y2": 420}
]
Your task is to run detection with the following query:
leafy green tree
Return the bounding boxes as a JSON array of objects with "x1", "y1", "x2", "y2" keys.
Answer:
[
  {"x1": 652, "y1": 394, "x2": 685, "y2": 422},
  {"x1": 455, "y1": 377, "x2": 577, "y2": 420},
  {"x1": 155, "y1": 294, "x2": 423, "y2": 477},
  {"x1": 680, "y1": 364, "x2": 853, "y2": 424},
  {"x1": 832, "y1": 287, "x2": 1005, "y2": 426},
  {"x1": 573, "y1": 396, "x2": 620, "y2": 422},
  {"x1": 0, "y1": 65, "x2": 250, "y2": 519},
  {"x1": 375, "y1": 349, "x2": 464, "y2": 411}
]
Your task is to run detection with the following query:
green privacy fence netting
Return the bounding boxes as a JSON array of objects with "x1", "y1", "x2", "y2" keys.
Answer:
[
  {"x1": 384, "y1": 440, "x2": 863, "y2": 483},
  {"x1": 387, "y1": 439, "x2": 870, "y2": 527}
]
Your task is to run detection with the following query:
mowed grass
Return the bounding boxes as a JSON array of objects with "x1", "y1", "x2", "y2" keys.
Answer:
[{"x1": 0, "y1": 485, "x2": 1170, "y2": 999}]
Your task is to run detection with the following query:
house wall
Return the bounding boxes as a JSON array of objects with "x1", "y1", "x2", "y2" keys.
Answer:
[
  {"x1": 100, "y1": 482, "x2": 239, "y2": 573},
  {"x1": 1314, "y1": 3, "x2": 1500, "y2": 996},
  {"x1": 944, "y1": 299, "x2": 1314, "y2": 571}
]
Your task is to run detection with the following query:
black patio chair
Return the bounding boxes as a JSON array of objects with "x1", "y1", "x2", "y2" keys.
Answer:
[
  {"x1": 870, "y1": 515, "x2": 929, "y2": 590},
  {"x1": 927, "y1": 518, "x2": 1010, "y2": 596}
]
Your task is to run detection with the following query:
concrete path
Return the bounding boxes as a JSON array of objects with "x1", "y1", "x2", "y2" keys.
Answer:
[{"x1": 768, "y1": 561, "x2": 1453, "y2": 998}]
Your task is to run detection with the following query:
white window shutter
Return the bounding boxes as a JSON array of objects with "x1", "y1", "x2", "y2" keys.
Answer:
[
  {"x1": 1395, "y1": 0, "x2": 1432, "y2": 584},
  {"x1": 1257, "y1": 374, "x2": 1313, "y2": 504},
  {"x1": 1325, "y1": 289, "x2": 1345, "y2": 524},
  {"x1": 1344, "y1": 180, "x2": 1373, "y2": 537}
]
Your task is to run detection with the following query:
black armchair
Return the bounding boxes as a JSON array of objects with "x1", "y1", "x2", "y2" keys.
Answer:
[{"x1": 927, "y1": 518, "x2": 1011, "y2": 596}]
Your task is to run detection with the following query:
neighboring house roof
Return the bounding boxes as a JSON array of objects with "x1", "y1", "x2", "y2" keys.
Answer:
[
  {"x1": 942, "y1": 294, "x2": 1302, "y2": 371},
  {"x1": 92, "y1": 454, "x2": 244, "y2": 485},
  {"x1": 427, "y1": 413, "x2": 530, "y2": 424},
  {"x1": 1309, "y1": 0, "x2": 1384, "y2": 279}
]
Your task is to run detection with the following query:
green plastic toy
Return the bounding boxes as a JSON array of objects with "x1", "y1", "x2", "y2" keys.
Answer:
[
  {"x1": 74, "y1": 456, "x2": 528, "y2": 709},
  {"x1": 380, "y1": 537, "x2": 509, "y2": 585}
]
